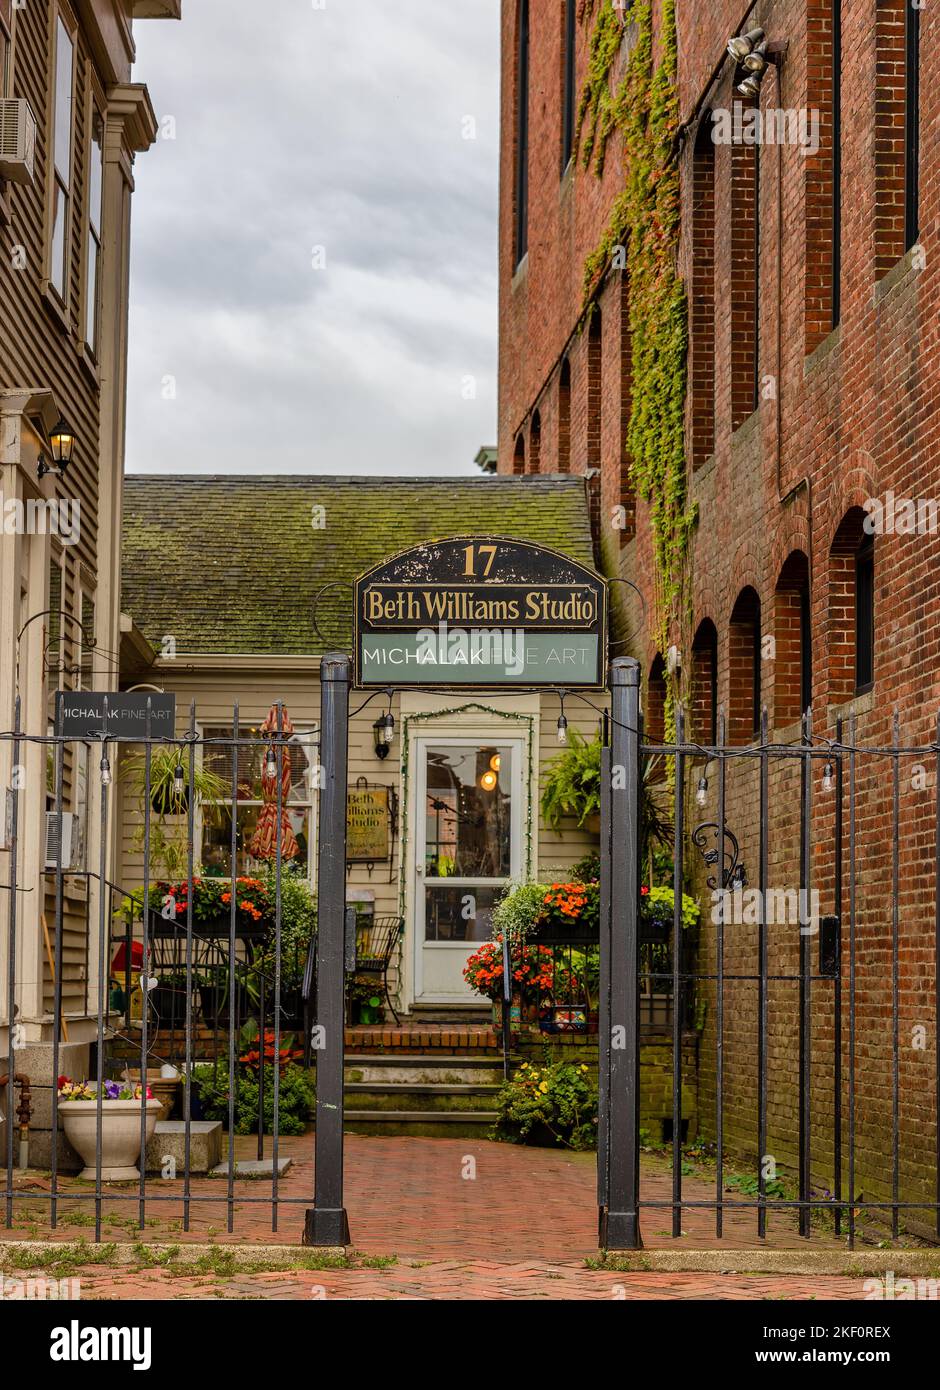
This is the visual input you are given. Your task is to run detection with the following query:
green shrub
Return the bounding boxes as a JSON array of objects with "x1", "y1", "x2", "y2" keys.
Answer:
[
  {"x1": 492, "y1": 1059, "x2": 597, "y2": 1151},
  {"x1": 194, "y1": 1060, "x2": 315, "y2": 1136}
]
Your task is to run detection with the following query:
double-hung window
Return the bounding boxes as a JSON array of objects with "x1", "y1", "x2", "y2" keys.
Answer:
[
  {"x1": 49, "y1": 12, "x2": 75, "y2": 300},
  {"x1": 85, "y1": 102, "x2": 104, "y2": 352}
]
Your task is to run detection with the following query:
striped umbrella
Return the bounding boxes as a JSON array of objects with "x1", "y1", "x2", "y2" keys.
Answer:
[{"x1": 247, "y1": 704, "x2": 300, "y2": 861}]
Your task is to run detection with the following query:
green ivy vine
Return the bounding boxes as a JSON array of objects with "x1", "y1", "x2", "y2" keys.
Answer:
[{"x1": 577, "y1": 0, "x2": 695, "y2": 668}]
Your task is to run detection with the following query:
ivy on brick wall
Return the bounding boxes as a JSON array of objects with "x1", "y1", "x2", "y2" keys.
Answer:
[{"x1": 578, "y1": 0, "x2": 694, "y2": 677}]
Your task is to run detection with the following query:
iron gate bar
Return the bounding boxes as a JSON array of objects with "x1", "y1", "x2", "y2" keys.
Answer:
[
  {"x1": 226, "y1": 704, "x2": 240, "y2": 1233},
  {"x1": 271, "y1": 702, "x2": 285, "y2": 1231},
  {"x1": 798, "y1": 708, "x2": 812, "y2": 1238},
  {"x1": 758, "y1": 707, "x2": 769, "y2": 1238},
  {"x1": 183, "y1": 701, "x2": 197, "y2": 1231},
  {"x1": 597, "y1": 742, "x2": 611, "y2": 1212},
  {"x1": 848, "y1": 714, "x2": 857, "y2": 1248},
  {"x1": 304, "y1": 652, "x2": 351, "y2": 1247},
  {"x1": 599, "y1": 657, "x2": 642, "y2": 1249},
  {"x1": 715, "y1": 709, "x2": 726, "y2": 1238},
  {"x1": 50, "y1": 730, "x2": 65, "y2": 1229},
  {"x1": 671, "y1": 704, "x2": 684, "y2": 1236},
  {"x1": 93, "y1": 701, "x2": 110, "y2": 1241},
  {"x1": 5, "y1": 698, "x2": 20, "y2": 1227},
  {"x1": 833, "y1": 718, "x2": 843, "y2": 1237},
  {"x1": 936, "y1": 712, "x2": 940, "y2": 1241},
  {"x1": 892, "y1": 709, "x2": 900, "y2": 1239},
  {"x1": 138, "y1": 701, "x2": 153, "y2": 1231}
]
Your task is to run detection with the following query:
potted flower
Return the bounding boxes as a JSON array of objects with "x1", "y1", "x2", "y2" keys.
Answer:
[{"x1": 57, "y1": 1078, "x2": 161, "y2": 1181}]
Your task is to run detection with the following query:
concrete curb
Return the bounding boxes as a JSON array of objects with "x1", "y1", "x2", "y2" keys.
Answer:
[
  {"x1": 0, "y1": 1241, "x2": 348, "y2": 1269},
  {"x1": 0, "y1": 1239, "x2": 938, "y2": 1277},
  {"x1": 591, "y1": 1248, "x2": 940, "y2": 1277}
]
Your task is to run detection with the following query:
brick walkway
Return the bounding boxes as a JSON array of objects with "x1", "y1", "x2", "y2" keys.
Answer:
[
  {"x1": 8, "y1": 1135, "x2": 844, "y2": 1254},
  {"x1": 70, "y1": 1265, "x2": 867, "y2": 1301},
  {"x1": 4, "y1": 1135, "x2": 885, "y2": 1299}
]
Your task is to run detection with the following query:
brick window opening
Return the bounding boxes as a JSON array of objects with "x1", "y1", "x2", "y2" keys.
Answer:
[
  {"x1": 691, "y1": 619, "x2": 718, "y2": 745},
  {"x1": 806, "y1": 0, "x2": 841, "y2": 348},
  {"x1": 773, "y1": 551, "x2": 812, "y2": 727},
  {"x1": 691, "y1": 115, "x2": 716, "y2": 465},
  {"x1": 828, "y1": 508, "x2": 874, "y2": 702},
  {"x1": 730, "y1": 98, "x2": 760, "y2": 429},
  {"x1": 558, "y1": 359, "x2": 571, "y2": 473},
  {"x1": 874, "y1": 0, "x2": 919, "y2": 274},
  {"x1": 646, "y1": 655, "x2": 668, "y2": 781},
  {"x1": 528, "y1": 409, "x2": 541, "y2": 474},
  {"x1": 513, "y1": 434, "x2": 526, "y2": 475},
  {"x1": 587, "y1": 308, "x2": 602, "y2": 470},
  {"x1": 728, "y1": 587, "x2": 762, "y2": 745},
  {"x1": 514, "y1": 0, "x2": 530, "y2": 267},
  {"x1": 561, "y1": 0, "x2": 576, "y2": 173}
]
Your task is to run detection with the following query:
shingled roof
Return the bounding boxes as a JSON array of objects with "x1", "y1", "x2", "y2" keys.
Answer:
[{"x1": 121, "y1": 474, "x2": 596, "y2": 657}]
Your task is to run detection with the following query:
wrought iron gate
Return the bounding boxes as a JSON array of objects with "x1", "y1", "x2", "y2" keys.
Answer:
[{"x1": 598, "y1": 656, "x2": 940, "y2": 1250}]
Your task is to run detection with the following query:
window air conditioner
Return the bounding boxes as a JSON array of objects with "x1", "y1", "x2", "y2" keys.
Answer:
[
  {"x1": 44, "y1": 811, "x2": 75, "y2": 871},
  {"x1": 0, "y1": 99, "x2": 37, "y2": 186}
]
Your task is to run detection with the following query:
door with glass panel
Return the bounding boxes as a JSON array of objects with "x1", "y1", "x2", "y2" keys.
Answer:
[{"x1": 414, "y1": 738, "x2": 523, "y2": 1003}]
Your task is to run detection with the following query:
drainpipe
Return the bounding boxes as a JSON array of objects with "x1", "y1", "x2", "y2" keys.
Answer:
[{"x1": 0, "y1": 1073, "x2": 32, "y2": 1169}]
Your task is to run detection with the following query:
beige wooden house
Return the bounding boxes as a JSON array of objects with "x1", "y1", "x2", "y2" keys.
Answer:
[{"x1": 118, "y1": 473, "x2": 606, "y2": 1015}]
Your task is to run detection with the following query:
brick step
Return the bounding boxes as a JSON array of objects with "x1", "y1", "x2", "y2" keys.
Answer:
[
  {"x1": 344, "y1": 1109, "x2": 497, "y2": 1139},
  {"x1": 344, "y1": 1055, "x2": 504, "y2": 1085},
  {"x1": 345, "y1": 1024, "x2": 501, "y2": 1055},
  {"x1": 345, "y1": 1083, "x2": 501, "y2": 1113}
]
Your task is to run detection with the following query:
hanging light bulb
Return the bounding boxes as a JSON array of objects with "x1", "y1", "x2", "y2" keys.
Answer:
[
  {"x1": 265, "y1": 747, "x2": 278, "y2": 779},
  {"x1": 99, "y1": 754, "x2": 112, "y2": 788},
  {"x1": 822, "y1": 761, "x2": 835, "y2": 794},
  {"x1": 383, "y1": 711, "x2": 395, "y2": 746},
  {"x1": 696, "y1": 776, "x2": 708, "y2": 809},
  {"x1": 173, "y1": 763, "x2": 185, "y2": 799},
  {"x1": 557, "y1": 713, "x2": 569, "y2": 745}
]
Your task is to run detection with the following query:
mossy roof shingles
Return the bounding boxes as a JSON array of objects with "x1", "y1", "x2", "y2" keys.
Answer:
[{"x1": 121, "y1": 475, "x2": 596, "y2": 657}]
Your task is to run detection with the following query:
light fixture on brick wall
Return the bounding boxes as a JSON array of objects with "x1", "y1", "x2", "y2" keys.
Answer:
[{"x1": 726, "y1": 27, "x2": 788, "y2": 100}]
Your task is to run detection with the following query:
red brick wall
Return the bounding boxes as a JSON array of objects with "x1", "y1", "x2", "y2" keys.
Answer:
[{"x1": 498, "y1": 0, "x2": 940, "y2": 1217}]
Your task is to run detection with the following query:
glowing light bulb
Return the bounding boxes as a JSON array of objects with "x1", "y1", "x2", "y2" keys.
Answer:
[
  {"x1": 99, "y1": 755, "x2": 112, "y2": 788},
  {"x1": 557, "y1": 715, "x2": 569, "y2": 745},
  {"x1": 822, "y1": 762, "x2": 835, "y2": 794}
]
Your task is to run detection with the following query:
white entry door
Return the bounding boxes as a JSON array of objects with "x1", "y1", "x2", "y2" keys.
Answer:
[{"x1": 414, "y1": 738, "x2": 524, "y2": 1003}]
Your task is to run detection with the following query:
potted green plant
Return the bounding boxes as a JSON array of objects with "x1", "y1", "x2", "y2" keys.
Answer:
[
  {"x1": 540, "y1": 730, "x2": 602, "y2": 832},
  {"x1": 57, "y1": 1078, "x2": 162, "y2": 1180}
]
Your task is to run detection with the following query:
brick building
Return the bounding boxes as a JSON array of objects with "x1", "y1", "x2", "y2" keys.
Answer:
[{"x1": 499, "y1": 0, "x2": 938, "y2": 1227}]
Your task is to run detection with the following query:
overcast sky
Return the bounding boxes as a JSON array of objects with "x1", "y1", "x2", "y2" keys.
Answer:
[{"x1": 126, "y1": 0, "x2": 499, "y2": 478}]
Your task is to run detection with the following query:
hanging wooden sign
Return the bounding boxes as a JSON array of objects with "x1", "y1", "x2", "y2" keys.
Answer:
[
  {"x1": 354, "y1": 537, "x2": 607, "y2": 689},
  {"x1": 346, "y1": 786, "x2": 391, "y2": 862}
]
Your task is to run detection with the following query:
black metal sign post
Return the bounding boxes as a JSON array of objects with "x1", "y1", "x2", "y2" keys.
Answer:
[
  {"x1": 304, "y1": 652, "x2": 352, "y2": 1247},
  {"x1": 599, "y1": 657, "x2": 643, "y2": 1250}
]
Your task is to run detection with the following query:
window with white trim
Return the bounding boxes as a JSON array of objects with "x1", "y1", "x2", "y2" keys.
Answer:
[
  {"x1": 49, "y1": 11, "x2": 75, "y2": 299},
  {"x1": 200, "y1": 726, "x2": 318, "y2": 881},
  {"x1": 0, "y1": 1, "x2": 13, "y2": 100},
  {"x1": 85, "y1": 102, "x2": 104, "y2": 351}
]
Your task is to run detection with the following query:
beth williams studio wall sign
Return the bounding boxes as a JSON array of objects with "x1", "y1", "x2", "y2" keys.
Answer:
[{"x1": 354, "y1": 537, "x2": 607, "y2": 689}]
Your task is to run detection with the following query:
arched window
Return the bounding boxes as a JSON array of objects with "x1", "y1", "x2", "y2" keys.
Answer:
[
  {"x1": 773, "y1": 551, "x2": 811, "y2": 725},
  {"x1": 528, "y1": 410, "x2": 541, "y2": 475},
  {"x1": 691, "y1": 619, "x2": 718, "y2": 745},
  {"x1": 558, "y1": 359, "x2": 571, "y2": 474},
  {"x1": 829, "y1": 509, "x2": 874, "y2": 700},
  {"x1": 646, "y1": 655, "x2": 667, "y2": 744},
  {"x1": 513, "y1": 434, "x2": 526, "y2": 475},
  {"x1": 729, "y1": 587, "x2": 762, "y2": 744}
]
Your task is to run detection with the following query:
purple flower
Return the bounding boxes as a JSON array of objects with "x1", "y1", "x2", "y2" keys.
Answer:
[{"x1": 103, "y1": 1079, "x2": 121, "y2": 1099}]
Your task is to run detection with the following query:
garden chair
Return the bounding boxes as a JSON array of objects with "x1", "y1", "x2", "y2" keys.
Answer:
[{"x1": 351, "y1": 915, "x2": 403, "y2": 1024}]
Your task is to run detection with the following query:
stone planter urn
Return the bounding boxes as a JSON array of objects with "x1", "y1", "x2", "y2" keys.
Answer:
[{"x1": 60, "y1": 1100, "x2": 162, "y2": 1181}]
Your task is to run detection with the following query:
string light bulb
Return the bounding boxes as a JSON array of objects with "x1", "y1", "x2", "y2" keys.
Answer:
[
  {"x1": 383, "y1": 711, "x2": 395, "y2": 746},
  {"x1": 696, "y1": 775, "x2": 708, "y2": 808},
  {"x1": 99, "y1": 754, "x2": 112, "y2": 788},
  {"x1": 822, "y1": 761, "x2": 835, "y2": 794},
  {"x1": 265, "y1": 748, "x2": 278, "y2": 779},
  {"x1": 173, "y1": 763, "x2": 185, "y2": 799},
  {"x1": 557, "y1": 713, "x2": 569, "y2": 745}
]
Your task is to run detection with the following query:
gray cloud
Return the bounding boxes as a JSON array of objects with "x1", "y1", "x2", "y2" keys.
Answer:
[{"x1": 127, "y1": 0, "x2": 499, "y2": 477}]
